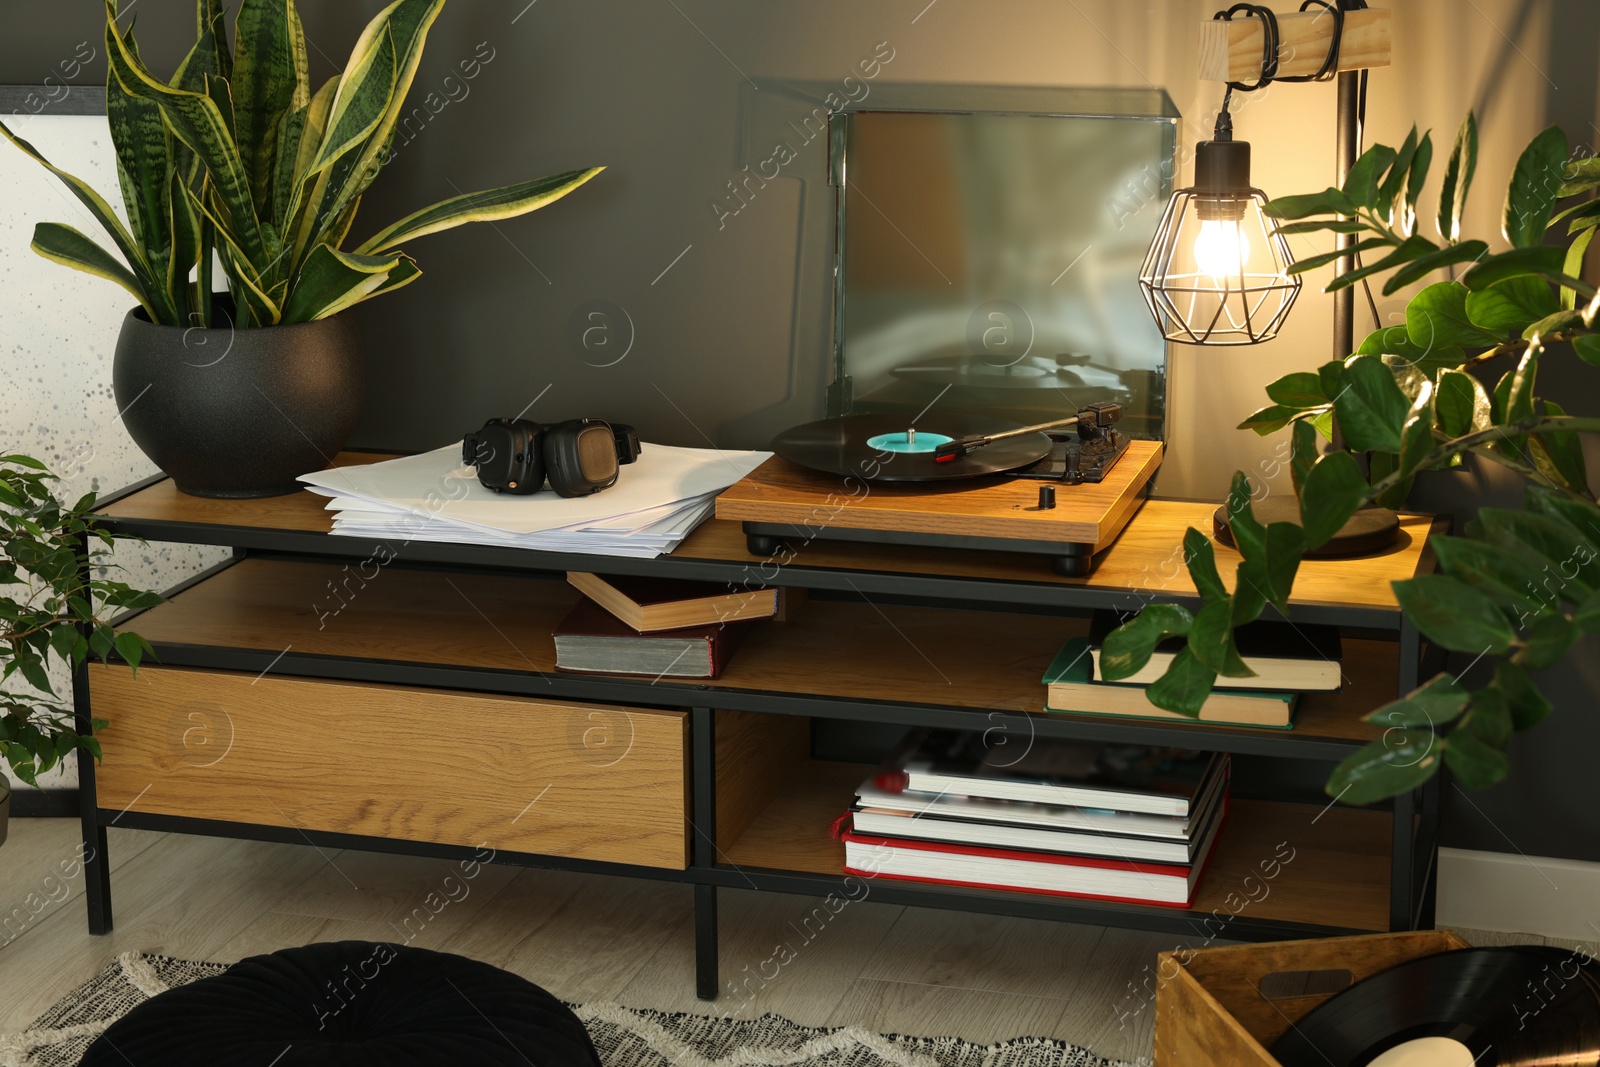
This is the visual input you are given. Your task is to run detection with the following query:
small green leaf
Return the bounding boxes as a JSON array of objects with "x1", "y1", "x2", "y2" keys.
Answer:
[
  {"x1": 1380, "y1": 241, "x2": 1489, "y2": 297},
  {"x1": 1344, "y1": 143, "x2": 1397, "y2": 210},
  {"x1": 1476, "y1": 504, "x2": 1600, "y2": 601},
  {"x1": 1504, "y1": 125, "x2": 1568, "y2": 248},
  {"x1": 1524, "y1": 309, "x2": 1582, "y2": 340},
  {"x1": 1517, "y1": 615, "x2": 1578, "y2": 673},
  {"x1": 1184, "y1": 528, "x2": 1227, "y2": 602},
  {"x1": 1464, "y1": 276, "x2": 1559, "y2": 336},
  {"x1": 1265, "y1": 372, "x2": 1328, "y2": 408},
  {"x1": 1328, "y1": 731, "x2": 1442, "y2": 805},
  {"x1": 1362, "y1": 673, "x2": 1470, "y2": 729},
  {"x1": 1237, "y1": 405, "x2": 1302, "y2": 436},
  {"x1": 1435, "y1": 369, "x2": 1479, "y2": 437},
  {"x1": 1572, "y1": 335, "x2": 1600, "y2": 366},
  {"x1": 1098, "y1": 603, "x2": 1195, "y2": 681},
  {"x1": 1265, "y1": 187, "x2": 1358, "y2": 220},
  {"x1": 1325, "y1": 236, "x2": 1440, "y2": 293},
  {"x1": 1334, "y1": 355, "x2": 1411, "y2": 454},
  {"x1": 1392, "y1": 574, "x2": 1516, "y2": 653},
  {"x1": 1290, "y1": 420, "x2": 1318, "y2": 498},
  {"x1": 1287, "y1": 236, "x2": 1393, "y2": 277},
  {"x1": 1443, "y1": 728, "x2": 1509, "y2": 789},
  {"x1": 1461, "y1": 245, "x2": 1569, "y2": 292},
  {"x1": 1398, "y1": 383, "x2": 1436, "y2": 477},
  {"x1": 1405, "y1": 131, "x2": 1434, "y2": 220},
  {"x1": 1272, "y1": 219, "x2": 1370, "y2": 236},
  {"x1": 1561, "y1": 226, "x2": 1595, "y2": 311},
  {"x1": 1407, "y1": 281, "x2": 1504, "y2": 350},
  {"x1": 1300, "y1": 451, "x2": 1369, "y2": 549},
  {"x1": 1187, "y1": 599, "x2": 1251, "y2": 677},
  {"x1": 1144, "y1": 646, "x2": 1218, "y2": 717},
  {"x1": 1224, "y1": 472, "x2": 1265, "y2": 558},
  {"x1": 1428, "y1": 535, "x2": 1548, "y2": 615},
  {"x1": 1528, "y1": 399, "x2": 1588, "y2": 495},
  {"x1": 1377, "y1": 127, "x2": 1419, "y2": 223}
]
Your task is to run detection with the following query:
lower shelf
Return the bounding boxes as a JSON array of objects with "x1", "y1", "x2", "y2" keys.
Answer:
[{"x1": 722, "y1": 760, "x2": 1392, "y2": 934}]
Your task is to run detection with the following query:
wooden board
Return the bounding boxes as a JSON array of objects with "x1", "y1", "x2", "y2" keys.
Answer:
[
  {"x1": 96, "y1": 453, "x2": 1438, "y2": 614},
  {"x1": 715, "y1": 441, "x2": 1164, "y2": 549},
  {"x1": 723, "y1": 760, "x2": 1393, "y2": 934},
  {"x1": 714, "y1": 710, "x2": 810, "y2": 851},
  {"x1": 1154, "y1": 929, "x2": 1468, "y2": 1066},
  {"x1": 118, "y1": 558, "x2": 1395, "y2": 746},
  {"x1": 91, "y1": 665, "x2": 690, "y2": 869},
  {"x1": 1199, "y1": 7, "x2": 1391, "y2": 83}
]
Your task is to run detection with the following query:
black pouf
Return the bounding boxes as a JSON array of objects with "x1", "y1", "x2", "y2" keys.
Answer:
[{"x1": 81, "y1": 942, "x2": 601, "y2": 1066}]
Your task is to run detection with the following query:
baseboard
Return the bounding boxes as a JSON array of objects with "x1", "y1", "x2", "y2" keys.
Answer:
[
  {"x1": 8, "y1": 788, "x2": 79, "y2": 819},
  {"x1": 1437, "y1": 846, "x2": 1600, "y2": 943}
]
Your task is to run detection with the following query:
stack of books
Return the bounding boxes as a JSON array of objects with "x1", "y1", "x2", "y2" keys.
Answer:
[
  {"x1": 1040, "y1": 611, "x2": 1345, "y2": 729},
  {"x1": 836, "y1": 729, "x2": 1229, "y2": 907},
  {"x1": 552, "y1": 572, "x2": 789, "y2": 679}
]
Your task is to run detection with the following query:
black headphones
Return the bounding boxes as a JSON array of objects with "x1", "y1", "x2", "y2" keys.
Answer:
[{"x1": 462, "y1": 418, "x2": 642, "y2": 497}]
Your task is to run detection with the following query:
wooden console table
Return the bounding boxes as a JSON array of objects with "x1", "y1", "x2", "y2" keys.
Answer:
[{"x1": 80, "y1": 454, "x2": 1444, "y2": 998}]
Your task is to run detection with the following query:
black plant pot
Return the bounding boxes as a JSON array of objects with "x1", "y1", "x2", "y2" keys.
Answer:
[{"x1": 113, "y1": 299, "x2": 364, "y2": 498}]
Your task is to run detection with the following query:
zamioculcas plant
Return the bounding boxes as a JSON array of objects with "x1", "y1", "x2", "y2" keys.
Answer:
[
  {"x1": 0, "y1": 0, "x2": 601, "y2": 328},
  {"x1": 1102, "y1": 113, "x2": 1600, "y2": 803}
]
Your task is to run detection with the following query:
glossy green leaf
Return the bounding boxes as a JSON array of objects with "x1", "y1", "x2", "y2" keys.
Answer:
[
  {"x1": 1326, "y1": 236, "x2": 1440, "y2": 293},
  {"x1": 1300, "y1": 451, "x2": 1368, "y2": 549},
  {"x1": 1573, "y1": 334, "x2": 1600, "y2": 366},
  {"x1": 1376, "y1": 127, "x2": 1419, "y2": 223},
  {"x1": 1476, "y1": 504, "x2": 1600, "y2": 601},
  {"x1": 1522, "y1": 309, "x2": 1583, "y2": 340},
  {"x1": 1362, "y1": 673, "x2": 1469, "y2": 729},
  {"x1": 1237, "y1": 405, "x2": 1302, "y2": 436},
  {"x1": 1272, "y1": 219, "x2": 1371, "y2": 236},
  {"x1": 1265, "y1": 372, "x2": 1328, "y2": 408},
  {"x1": 1437, "y1": 112, "x2": 1478, "y2": 242},
  {"x1": 1223, "y1": 472, "x2": 1265, "y2": 557},
  {"x1": 1428, "y1": 535, "x2": 1547, "y2": 615},
  {"x1": 1406, "y1": 281, "x2": 1504, "y2": 350},
  {"x1": 1504, "y1": 125, "x2": 1567, "y2": 248},
  {"x1": 1398, "y1": 381, "x2": 1436, "y2": 477},
  {"x1": 1434, "y1": 369, "x2": 1478, "y2": 437},
  {"x1": 1290, "y1": 419, "x2": 1318, "y2": 498},
  {"x1": 1443, "y1": 728, "x2": 1509, "y2": 789},
  {"x1": 1561, "y1": 226, "x2": 1595, "y2": 311},
  {"x1": 280, "y1": 245, "x2": 403, "y2": 323},
  {"x1": 1344, "y1": 143, "x2": 1397, "y2": 210},
  {"x1": 1528, "y1": 399, "x2": 1589, "y2": 495},
  {"x1": 1097, "y1": 603, "x2": 1194, "y2": 681},
  {"x1": 1328, "y1": 731, "x2": 1442, "y2": 805},
  {"x1": 29, "y1": 223, "x2": 148, "y2": 311},
  {"x1": 1392, "y1": 574, "x2": 1516, "y2": 654},
  {"x1": 1144, "y1": 646, "x2": 1218, "y2": 717},
  {"x1": 1241, "y1": 522, "x2": 1306, "y2": 612},
  {"x1": 1334, "y1": 355, "x2": 1410, "y2": 454},
  {"x1": 1405, "y1": 131, "x2": 1434, "y2": 221},
  {"x1": 1380, "y1": 240, "x2": 1488, "y2": 297},
  {"x1": 231, "y1": 0, "x2": 309, "y2": 215},
  {"x1": 1464, "y1": 276, "x2": 1559, "y2": 336},
  {"x1": 1265, "y1": 187, "x2": 1358, "y2": 220},
  {"x1": 1518, "y1": 615, "x2": 1579, "y2": 674},
  {"x1": 1461, "y1": 245, "x2": 1572, "y2": 292},
  {"x1": 1187, "y1": 599, "x2": 1251, "y2": 677},
  {"x1": 1356, "y1": 327, "x2": 1466, "y2": 378}
]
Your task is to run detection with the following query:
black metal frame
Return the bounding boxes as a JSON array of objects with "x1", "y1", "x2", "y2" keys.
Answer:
[{"x1": 80, "y1": 479, "x2": 1443, "y2": 999}]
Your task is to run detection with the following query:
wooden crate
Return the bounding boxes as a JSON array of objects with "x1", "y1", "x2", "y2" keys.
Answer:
[{"x1": 1154, "y1": 930, "x2": 1471, "y2": 1065}]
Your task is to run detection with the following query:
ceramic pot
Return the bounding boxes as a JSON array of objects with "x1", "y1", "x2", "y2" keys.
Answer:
[{"x1": 112, "y1": 299, "x2": 363, "y2": 497}]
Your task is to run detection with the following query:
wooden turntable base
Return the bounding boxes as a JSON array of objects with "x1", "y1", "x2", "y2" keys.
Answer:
[{"x1": 715, "y1": 439, "x2": 1164, "y2": 576}]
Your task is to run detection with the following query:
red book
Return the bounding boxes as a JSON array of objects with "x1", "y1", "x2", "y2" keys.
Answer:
[
  {"x1": 836, "y1": 798, "x2": 1228, "y2": 908},
  {"x1": 553, "y1": 598, "x2": 750, "y2": 679}
]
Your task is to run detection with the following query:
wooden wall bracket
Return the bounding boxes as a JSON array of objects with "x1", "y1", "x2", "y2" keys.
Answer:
[{"x1": 1198, "y1": 7, "x2": 1391, "y2": 82}]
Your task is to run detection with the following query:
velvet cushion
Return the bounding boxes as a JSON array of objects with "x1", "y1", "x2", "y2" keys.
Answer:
[{"x1": 81, "y1": 941, "x2": 601, "y2": 1067}]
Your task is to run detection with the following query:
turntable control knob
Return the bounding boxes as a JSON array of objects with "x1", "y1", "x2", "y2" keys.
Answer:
[{"x1": 1038, "y1": 486, "x2": 1056, "y2": 510}]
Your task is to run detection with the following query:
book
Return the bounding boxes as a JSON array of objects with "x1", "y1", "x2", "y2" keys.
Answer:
[
  {"x1": 566, "y1": 572, "x2": 782, "y2": 633},
  {"x1": 895, "y1": 729, "x2": 1225, "y2": 817},
  {"x1": 1088, "y1": 611, "x2": 1343, "y2": 691},
  {"x1": 851, "y1": 759, "x2": 1228, "y2": 863},
  {"x1": 1044, "y1": 638, "x2": 1297, "y2": 729},
  {"x1": 552, "y1": 598, "x2": 750, "y2": 678},
  {"x1": 840, "y1": 796, "x2": 1229, "y2": 907}
]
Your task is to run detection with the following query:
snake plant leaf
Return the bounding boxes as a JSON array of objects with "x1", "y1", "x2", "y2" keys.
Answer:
[
  {"x1": 105, "y1": 20, "x2": 170, "y2": 260},
  {"x1": 357, "y1": 167, "x2": 605, "y2": 255},
  {"x1": 305, "y1": 24, "x2": 397, "y2": 181},
  {"x1": 29, "y1": 223, "x2": 151, "y2": 314},
  {"x1": 218, "y1": 244, "x2": 281, "y2": 327},
  {"x1": 232, "y1": 0, "x2": 310, "y2": 216},
  {"x1": 301, "y1": 0, "x2": 447, "y2": 250},
  {"x1": 174, "y1": 0, "x2": 232, "y2": 93},
  {"x1": 270, "y1": 103, "x2": 309, "y2": 231},
  {"x1": 1096, "y1": 603, "x2": 1193, "y2": 682},
  {"x1": 0, "y1": 119, "x2": 164, "y2": 321},
  {"x1": 166, "y1": 169, "x2": 202, "y2": 317},
  {"x1": 104, "y1": 9, "x2": 271, "y2": 270},
  {"x1": 281, "y1": 246, "x2": 403, "y2": 323},
  {"x1": 369, "y1": 252, "x2": 421, "y2": 298}
]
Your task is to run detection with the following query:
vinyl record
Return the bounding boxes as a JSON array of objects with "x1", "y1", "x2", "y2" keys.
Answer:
[
  {"x1": 1271, "y1": 946, "x2": 1600, "y2": 1067},
  {"x1": 772, "y1": 413, "x2": 1052, "y2": 482}
]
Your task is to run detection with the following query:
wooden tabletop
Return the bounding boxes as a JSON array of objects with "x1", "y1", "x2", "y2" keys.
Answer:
[{"x1": 95, "y1": 453, "x2": 1439, "y2": 613}]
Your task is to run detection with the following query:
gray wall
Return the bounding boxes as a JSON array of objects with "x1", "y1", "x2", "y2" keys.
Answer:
[{"x1": 4, "y1": 0, "x2": 1599, "y2": 863}]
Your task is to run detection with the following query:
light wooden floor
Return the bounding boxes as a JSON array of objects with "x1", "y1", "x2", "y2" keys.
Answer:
[{"x1": 0, "y1": 819, "x2": 1575, "y2": 1063}]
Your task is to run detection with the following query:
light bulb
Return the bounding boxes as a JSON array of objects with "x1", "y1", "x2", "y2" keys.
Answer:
[{"x1": 1193, "y1": 219, "x2": 1250, "y2": 280}]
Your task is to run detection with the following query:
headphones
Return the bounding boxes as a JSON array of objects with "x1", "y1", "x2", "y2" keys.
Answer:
[{"x1": 462, "y1": 418, "x2": 642, "y2": 497}]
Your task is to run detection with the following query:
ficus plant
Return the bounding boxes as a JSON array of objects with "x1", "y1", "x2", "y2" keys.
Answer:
[
  {"x1": 0, "y1": 0, "x2": 602, "y2": 328},
  {"x1": 0, "y1": 457, "x2": 160, "y2": 788},
  {"x1": 1102, "y1": 112, "x2": 1600, "y2": 804}
]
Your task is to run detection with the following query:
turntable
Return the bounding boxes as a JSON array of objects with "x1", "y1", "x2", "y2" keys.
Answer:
[{"x1": 716, "y1": 404, "x2": 1162, "y2": 577}]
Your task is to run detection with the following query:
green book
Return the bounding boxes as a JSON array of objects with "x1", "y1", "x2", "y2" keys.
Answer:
[{"x1": 1042, "y1": 638, "x2": 1297, "y2": 729}]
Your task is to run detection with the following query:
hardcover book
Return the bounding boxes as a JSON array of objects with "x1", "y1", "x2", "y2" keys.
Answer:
[
  {"x1": 566, "y1": 571, "x2": 782, "y2": 633},
  {"x1": 1044, "y1": 638, "x2": 1297, "y2": 729},
  {"x1": 1088, "y1": 611, "x2": 1342, "y2": 691},
  {"x1": 552, "y1": 598, "x2": 750, "y2": 678}
]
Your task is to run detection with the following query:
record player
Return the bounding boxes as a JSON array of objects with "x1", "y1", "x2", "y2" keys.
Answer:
[{"x1": 716, "y1": 403, "x2": 1163, "y2": 577}]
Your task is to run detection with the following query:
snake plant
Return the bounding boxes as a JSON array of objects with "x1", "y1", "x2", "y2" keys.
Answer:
[{"x1": 0, "y1": 0, "x2": 601, "y2": 328}]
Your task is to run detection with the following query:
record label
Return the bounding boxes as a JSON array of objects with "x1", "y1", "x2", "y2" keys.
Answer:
[
  {"x1": 772, "y1": 413, "x2": 1052, "y2": 482},
  {"x1": 1365, "y1": 1037, "x2": 1475, "y2": 1067}
]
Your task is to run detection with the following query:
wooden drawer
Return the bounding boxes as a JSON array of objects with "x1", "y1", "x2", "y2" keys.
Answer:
[{"x1": 91, "y1": 665, "x2": 689, "y2": 869}]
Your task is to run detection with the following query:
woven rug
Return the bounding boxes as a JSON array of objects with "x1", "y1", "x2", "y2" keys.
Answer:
[{"x1": 0, "y1": 952, "x2": 1130, "y2": 1067}]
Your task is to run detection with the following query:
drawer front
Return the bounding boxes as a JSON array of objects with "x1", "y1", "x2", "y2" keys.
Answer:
[{"x1": 91, "y1": 665, "x2": 688, "y2": 869}]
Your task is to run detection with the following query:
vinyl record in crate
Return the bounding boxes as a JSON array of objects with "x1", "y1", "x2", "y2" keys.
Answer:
[
  {"x1": 772, "y1": 413, "x2": 1051, "y2": 482},
  {"x1": 1271, "y1": 946, "x2": 1600, "y2": 1067}
]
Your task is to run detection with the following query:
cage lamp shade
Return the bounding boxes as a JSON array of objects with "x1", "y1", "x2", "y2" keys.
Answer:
[{"x1": 1138, "y1": 139, "x2": 1301, "y2": 345}]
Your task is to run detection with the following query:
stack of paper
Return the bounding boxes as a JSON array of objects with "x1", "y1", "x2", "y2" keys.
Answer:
[{"x1": 299, "y1": 442, "x2": 771, "y2": 558}]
